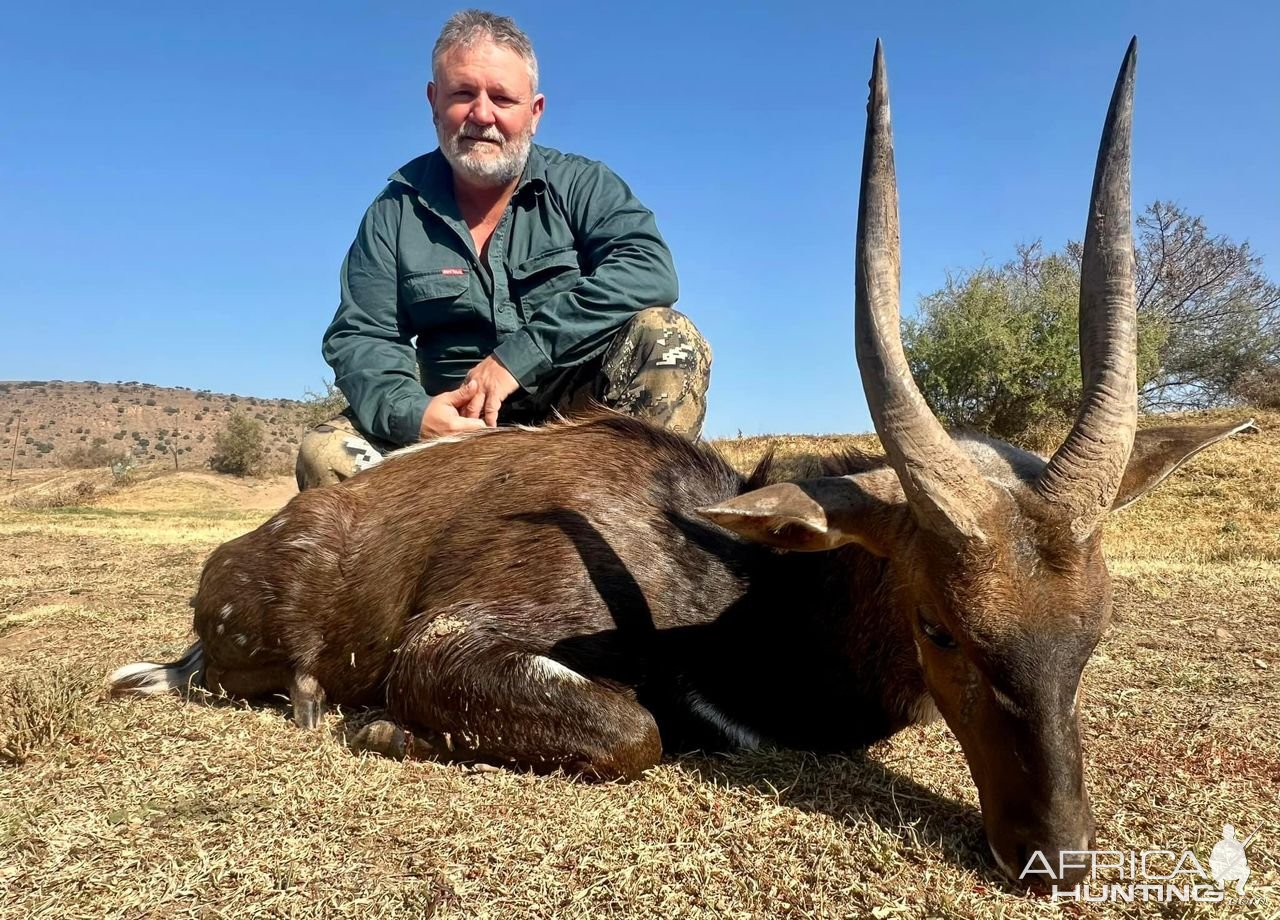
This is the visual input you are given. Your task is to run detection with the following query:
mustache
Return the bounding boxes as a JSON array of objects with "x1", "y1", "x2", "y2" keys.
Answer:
[{"x1": 457, "y1": 125, "x2": 505, "y2": 145}]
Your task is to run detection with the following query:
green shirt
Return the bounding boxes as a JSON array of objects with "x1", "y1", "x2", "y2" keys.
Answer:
[{"x1": 322, "y1": 144, "x2": 679, "y2": 445}]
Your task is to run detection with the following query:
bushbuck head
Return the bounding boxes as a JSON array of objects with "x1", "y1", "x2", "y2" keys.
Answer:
[{"x1": 699, "y1": 39, "x2": 1252, "y2": 886}]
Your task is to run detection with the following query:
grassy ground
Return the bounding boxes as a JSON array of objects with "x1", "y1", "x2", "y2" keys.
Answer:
[{"x1": 1, "y1": 411, "x2": 1277, "y2": 919}]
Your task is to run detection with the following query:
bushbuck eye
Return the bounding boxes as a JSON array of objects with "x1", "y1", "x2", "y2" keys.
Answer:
[{"x1": 918, "y1": 611, "x2": 958, "y2": 650}]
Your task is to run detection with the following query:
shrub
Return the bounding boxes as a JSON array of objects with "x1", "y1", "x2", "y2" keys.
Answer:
[
  {"x1": 905, "y1": 246, "x2": 1163, "y2": 446},
  {"x1": 1231, "y1": 365, "x2": 1280, "y2": 409},
  {"x1": 210, "y1": 411, "x2": 267, "y2": 476},
  {"x1": 61, "y1": 438, "x2": 127, "y2": 469},
  {"x1": 8, "y1": 480, "x2": 98, "y2": 512},
  {"x1": 299, "y1": 380, "x2": 349, "y2": 429}
]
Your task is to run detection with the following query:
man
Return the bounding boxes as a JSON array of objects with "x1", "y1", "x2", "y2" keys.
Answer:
[{"x1": 296, "y1": 10, "x2": 710, "y2": 490}]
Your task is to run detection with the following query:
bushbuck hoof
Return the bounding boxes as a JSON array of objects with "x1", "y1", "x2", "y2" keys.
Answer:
[
  {"x1": 349, "y1": 719, "x2": 441, "y2": 761},
  {"x1": 290, "y1": 673, "x2": 327, "y2": 730}
]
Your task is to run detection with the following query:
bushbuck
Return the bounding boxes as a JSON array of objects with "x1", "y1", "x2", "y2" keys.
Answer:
[{"x1": 110, "y1": 40, "x2": 1253, "y2": 885}]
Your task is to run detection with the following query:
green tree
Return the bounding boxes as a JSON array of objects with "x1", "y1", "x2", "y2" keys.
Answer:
[
  {"x1": 210, "y1": 412, "x2": 267, "y2": 476},
  {"x1": 905, "y1": 202, "x2": 1277, "y2": 444},
  {"x1": 904, "y1": 243, "x2": 1165, "y2": 447}
]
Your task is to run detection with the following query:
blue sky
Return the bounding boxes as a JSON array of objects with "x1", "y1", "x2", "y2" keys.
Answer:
[{"x1": 2, "y1": 1, "x2": 1276, "y2": 438}]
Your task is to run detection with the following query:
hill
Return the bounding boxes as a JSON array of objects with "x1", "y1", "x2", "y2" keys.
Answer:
[{"x1": 0, "y1": 380, "x2": 323, "y2": 474}]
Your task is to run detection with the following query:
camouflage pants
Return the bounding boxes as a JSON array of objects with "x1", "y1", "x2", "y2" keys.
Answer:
[{"x1": 295, "y1": 307, "x2": 711, "y2": 490}]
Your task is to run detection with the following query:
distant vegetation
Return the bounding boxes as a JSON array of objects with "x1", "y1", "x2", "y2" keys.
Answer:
[
  {"x1": 905, "y1": 201, "x2": 1279, "y2": 445},
  {"x1": 0, "y1": 380, "x2": 336, "y2": 474},
  {"x1": 299, "y1": 380, "x2": 349, "y2": 428},
  {"x1": 209, "y1": 412, "x2": 268, "y2": 477}
]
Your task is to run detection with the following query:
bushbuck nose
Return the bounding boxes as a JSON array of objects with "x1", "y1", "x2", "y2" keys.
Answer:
[{"x1": 992, "y1": 826, "x2": 1096, "y2": 889}]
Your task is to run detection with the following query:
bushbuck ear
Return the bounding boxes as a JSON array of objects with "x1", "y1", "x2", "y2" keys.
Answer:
[
  {"x1": 696, "y1": 467, "x2": 909, "y2": 556},
  {"x1": 1111, "y1": 419, "x2": 1258, "y2": 512}
]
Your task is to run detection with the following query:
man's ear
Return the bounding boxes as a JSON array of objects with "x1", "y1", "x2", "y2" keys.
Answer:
[
  {"x1": 696, "y1": 467, "x2": 909, "y2": 556},
  {"x1": 531, "y1": 92, "x2": 545, "y2": 133},
  {"x1": 1112, "y1": 419, "x2": 1258, "y2": 512}
]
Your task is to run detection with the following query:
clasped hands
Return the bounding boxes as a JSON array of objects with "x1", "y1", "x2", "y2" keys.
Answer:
[{"x1": 418, "y1": 355, "x2": 520, "y2": 440}]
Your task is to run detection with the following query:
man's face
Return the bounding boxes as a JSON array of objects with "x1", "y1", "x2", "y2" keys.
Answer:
[{"x1": 428, "y1": 40, "x2": 544, "y2": 188}]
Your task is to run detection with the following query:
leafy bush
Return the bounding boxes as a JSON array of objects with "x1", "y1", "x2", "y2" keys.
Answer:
[
  {"x1": 905, "y1": 246, "x2": 1163, "y2": 446},
  {"x1": 210, "y1": 411, "x2": 267, "y2": 476},
  {"x1": 904, "y1": 203, "x2": 1278, "y2": 443}
]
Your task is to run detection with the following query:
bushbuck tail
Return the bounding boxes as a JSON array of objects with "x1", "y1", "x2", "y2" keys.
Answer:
[{"x1": 110, "y1": 40, "x2": 1254, "y2": 887}]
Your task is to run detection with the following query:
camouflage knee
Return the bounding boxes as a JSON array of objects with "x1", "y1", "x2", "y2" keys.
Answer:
[
  {"x1": 294, "y1": 414, "x2": 391, "y2": 491},
  {"x1": 598, "y1": 307, "x2": 712, "y2": 438}
]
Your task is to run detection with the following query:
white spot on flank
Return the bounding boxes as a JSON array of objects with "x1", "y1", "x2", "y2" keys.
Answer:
[
  {"x1": 234, "y1": 634, "x2": 248, "y2": 647},
  {"x1": 529, "y1": 655, "x2": 589, "y2": 685},
  {"x1": 266, "y1": 515, "x2": 288, "y2": 533},
  {"x1": 219, "y1": 604, "x2": 233, "y2": 620},
  {"x1": 216, "y1": 624, "x2": 225, "y2": 636},
  {"x1": 686, "y1": 689, "x2": 762, "y2": 751}
]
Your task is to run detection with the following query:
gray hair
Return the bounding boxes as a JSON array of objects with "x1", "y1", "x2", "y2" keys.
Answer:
[{"x1": 432, "y1": 10, "x2": 539, "y2": 94}]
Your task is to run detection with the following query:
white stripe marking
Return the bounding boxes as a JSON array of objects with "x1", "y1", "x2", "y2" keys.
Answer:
[
  {"x1": 687, "y1": 689, "x2": 762, "y2": 750},
  {"x1": 529, "y1": 655, "x2": 590, "y2": 685}
]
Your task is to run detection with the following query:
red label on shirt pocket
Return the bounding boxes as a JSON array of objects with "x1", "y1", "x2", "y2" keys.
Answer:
[{"x1": 440, "y1": 268, "x2": 467, "y2": 276}]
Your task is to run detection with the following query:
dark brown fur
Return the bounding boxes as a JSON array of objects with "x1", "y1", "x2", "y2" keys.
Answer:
[{"x1": 125, "y1": 416, "x2": 920, "y2": 777}]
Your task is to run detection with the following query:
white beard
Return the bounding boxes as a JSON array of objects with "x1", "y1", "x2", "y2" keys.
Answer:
[{"x1": 437, "y1": 120, "x2": 532, "y2": 187}]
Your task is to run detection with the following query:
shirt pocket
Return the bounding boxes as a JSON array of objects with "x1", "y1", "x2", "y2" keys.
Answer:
[
  {"x1": 399, "y1": 271, "x2": 472, "y2": 333},
  {"x1": 509, "y1": 247, "x2": 582, "y2": 316}
]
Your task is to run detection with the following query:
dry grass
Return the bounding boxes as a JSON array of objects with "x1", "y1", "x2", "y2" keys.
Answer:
[
  {"x1": 0, "y1": 669, "x2": 95, "y2": 766},
  {"x1": 1, "y1": 411, "x2": 1277, "y2": 918}
]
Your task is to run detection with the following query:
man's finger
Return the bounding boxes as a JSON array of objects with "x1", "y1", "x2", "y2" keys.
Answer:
[
  {"x1": 483, "y1": 397, "x2": 501, "y2": 429},
  {"x1": 464, "y1": 387, "x2": 486, "y2": 420},
  {"x1": 445, "y1": 380, "x2": 478, "y2": 407}
]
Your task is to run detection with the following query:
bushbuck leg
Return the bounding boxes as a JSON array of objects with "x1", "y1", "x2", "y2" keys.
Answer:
[
  {"x1": 201, "y1": 663, "x2": 327, "y2": 729},
  {"x1": 290, "y1": 673, "x2": 328, "y2": 730},
  {"x1": 357, "y1": 612, "x2": 662, "y2": 780}
]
